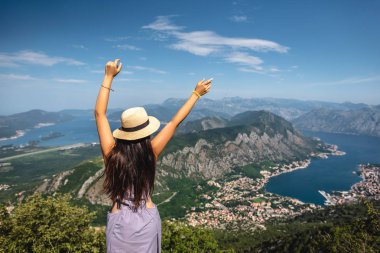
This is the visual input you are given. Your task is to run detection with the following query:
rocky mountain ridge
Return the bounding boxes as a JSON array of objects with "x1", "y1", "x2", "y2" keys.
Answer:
[
  {"x1": 293, "y1": 106, "x2": 380, "y2": 137},
  {"x1": 158, "y1": 111, "x2": 317, "y2": 181}
]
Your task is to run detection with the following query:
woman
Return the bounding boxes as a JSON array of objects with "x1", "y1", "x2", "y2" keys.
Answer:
[{"x1": 94, "y1": 59, "x2": 212, "y2": 252}]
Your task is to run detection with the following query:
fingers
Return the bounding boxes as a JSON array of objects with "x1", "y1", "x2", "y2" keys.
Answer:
[
  {"x1": 114, "y1": 59, "x2": 120, "y2": 66},
  {"x1": 198, "y1": 79, "x2": 212, "y2": 86},
  {"x1": 202, "y1": 80, "x2": 212, "y2": 90},
  {"x1": 200, "y1": 78, "x2": 212, "y2": 93},
  {"x1": 117, "y1": 63, "x2": 122, "y2": 72}
]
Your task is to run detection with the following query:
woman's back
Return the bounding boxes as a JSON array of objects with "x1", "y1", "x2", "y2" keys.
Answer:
[{"x1": 106, "y1": 198, "x2": 161, "y2": 253}]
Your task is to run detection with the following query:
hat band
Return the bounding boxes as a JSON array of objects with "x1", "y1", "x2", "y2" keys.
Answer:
[{"x1": 121, "y1": 119, "x2": 150, "y2": 132}]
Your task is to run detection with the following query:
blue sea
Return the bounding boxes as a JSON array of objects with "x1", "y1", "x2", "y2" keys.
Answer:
[
  {"x1": 265, "y1": 132, "x2": 380, "y2": 205},
  {"x1": 0, "y1": 118, "x2": 119, "y2": 147}
]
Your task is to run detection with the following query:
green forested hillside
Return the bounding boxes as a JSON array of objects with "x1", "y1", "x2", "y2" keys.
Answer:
[
  {"x1": 216, "y1": 199, "x2": 380, "y2": 253},
  {"x1": 1, "y1": 194, "x2": 378, "y2": 253}
]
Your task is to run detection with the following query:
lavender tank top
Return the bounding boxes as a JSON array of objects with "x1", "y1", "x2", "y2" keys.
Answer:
[{"x1": 106, "y1": 198, "x2": 161, "y2": 253}]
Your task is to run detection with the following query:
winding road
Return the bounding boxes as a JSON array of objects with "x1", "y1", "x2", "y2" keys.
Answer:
[
  {"x1": 0, "y1": 143, "x2": 87, "y2": 162},
  {"x1": 157, "y1": 192, "x2": 178, "y2": 206}
]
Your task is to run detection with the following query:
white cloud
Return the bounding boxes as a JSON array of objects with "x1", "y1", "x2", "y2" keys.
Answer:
[
  {"x1": 143, "y1": 17, "x2": 289, "y2": 55},
  {"x1": 308, "y1": 76, "x2": 380, "y2": 87},
  {"x1": 104, "y1": 36, "x2": 130, "y2": 42},
  {"x1": 238, "y1": 65, "x2": 281, "y2": 74},
  {"x1": 0, "y1": 73, "x2": 38, "y2": 80},
  {"x1": 142, "y1": 16, "x2": 184, "y2": 31},
  {"x1": 72, "y1": 44, "x2": 88, "y2": 50},
  {"x1": 170, "y1": 30, "x2": 288, "y2": 55},
  {"x1": 0, "y1": 50, "x2": 85, "y2": 67},
  {"x1": 223, "y1": 52, "x2": 283, "y2": 74},
  {"x1": 117, "y1": 78, "x2": 142, "y2": 82},
  {"x1": 54, "y1": 79, "x2": 87, "y2": 83},
  {"x1": 229, "y1": 15, "x2": 248, "y2": 23},
  {"x1": 238, "y1": 67, "x2": 264, "y2": 74},
  {"x1": 269, "y1": 67, "x2": 280, "y2": 73},
  {"x1": 114, "y1": 44, "x2": 141, "y2": 51},
  {"x1": 123, "y1": 71, "x2": 134, "y2": 75},
  {"x1": 127, "y1": 65, "x2": 166, "y2": 74},
  {"x1": 224, "y1": 51, "x2": 263, "y2": 66},
  {"x1": 0, "y1": 74, "x2": 89, "y2": 83},
  {"x1": 142, "y1": 16, "x2": 288, "y2": 74},
  {"x1": 169, "y1": 41, "x2": 219, "y2": 56}
]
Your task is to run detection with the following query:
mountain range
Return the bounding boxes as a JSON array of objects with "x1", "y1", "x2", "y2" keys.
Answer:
[
  {"x1": 110, "y1": 97, "x2": 370, "y2": 122},
  {"x1": 293, "y1": 105, "x2": 380, "y2": 137},
  {"x1": 0, "y1": 97, "x2": 379, "y2": 139}
]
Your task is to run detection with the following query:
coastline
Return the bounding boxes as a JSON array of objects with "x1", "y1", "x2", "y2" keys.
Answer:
[
  {"x1": 0, "y1": 122, "x2": 56, "y2": 143},
  {"x1": 0, "y1": 130, "x2": 27, "y2": 142},
  {"x1": 319, "y1": 163, "x2": 380, "y2": 205},
  {"x1": 185, "y1": 142, "x2": 348, "y2": 230}
]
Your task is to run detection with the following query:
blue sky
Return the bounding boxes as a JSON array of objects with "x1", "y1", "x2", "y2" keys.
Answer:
[{"x1": 0, "y1": 0, "x2": 379, "y2": 114}]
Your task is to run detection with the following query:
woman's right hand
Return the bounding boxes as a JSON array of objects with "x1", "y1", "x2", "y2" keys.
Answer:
[
  {"x1": 105, "y1": 59, "x2": 122, "y2": 78},
  {"x1": 194, "y1": 78, "x2": 212, "y2": 96}
]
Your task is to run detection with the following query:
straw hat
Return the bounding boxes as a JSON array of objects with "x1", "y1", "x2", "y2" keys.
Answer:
[{"x1": 112, "y1": 107, "x2": 160, "y2": 140}]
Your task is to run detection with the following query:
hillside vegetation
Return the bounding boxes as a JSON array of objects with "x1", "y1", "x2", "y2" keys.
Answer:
[{"x1": 1, "y1": 193, "x2": 378, "y2": 252}]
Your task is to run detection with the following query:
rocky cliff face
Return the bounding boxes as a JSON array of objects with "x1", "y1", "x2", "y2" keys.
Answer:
[
  {"x1": 177, "y1": 116, "x2": 228, "y2": 134},
  {"x1": 293, "y1": 106, "x2": 380, "y2": 137},
  {"x1": 158, "y1": 125, "x2": 314, "y2": 180}
]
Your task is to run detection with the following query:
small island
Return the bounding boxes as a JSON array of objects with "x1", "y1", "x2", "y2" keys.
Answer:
[{"x1": 41, "y1": 132, "x2": 64, "y2": 141}]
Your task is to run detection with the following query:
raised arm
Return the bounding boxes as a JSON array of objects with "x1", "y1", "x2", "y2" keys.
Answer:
[
  {"x1": 94, "y1": 59, "x2": 122, "y2": 160},
  {"x1": 151, "y1": 79, "x2": 212, "y2": 159}
]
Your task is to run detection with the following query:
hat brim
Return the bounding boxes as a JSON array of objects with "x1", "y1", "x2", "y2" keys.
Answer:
[{"x1": 112, "y1": 116, "x2": 161, "y2": 141}]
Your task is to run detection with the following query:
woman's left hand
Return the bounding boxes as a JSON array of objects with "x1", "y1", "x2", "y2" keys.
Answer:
[{"x1": 105, "y1": 59, "x2": 122, "y2": 78}]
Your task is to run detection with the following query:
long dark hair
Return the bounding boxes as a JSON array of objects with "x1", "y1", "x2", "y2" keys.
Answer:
[{"x1": 103, "y1": 136, "x2": 156, "y2": 211}]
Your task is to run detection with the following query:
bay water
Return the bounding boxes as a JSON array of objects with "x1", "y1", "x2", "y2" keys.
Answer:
[{"x1": 265, "y1": 132, "x2": 380, "y2": 205}]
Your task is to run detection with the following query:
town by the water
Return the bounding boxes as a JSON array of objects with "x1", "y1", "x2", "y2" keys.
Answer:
[{"x1": 185, "y1": 144, "x2": 377, "y2": 231}]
